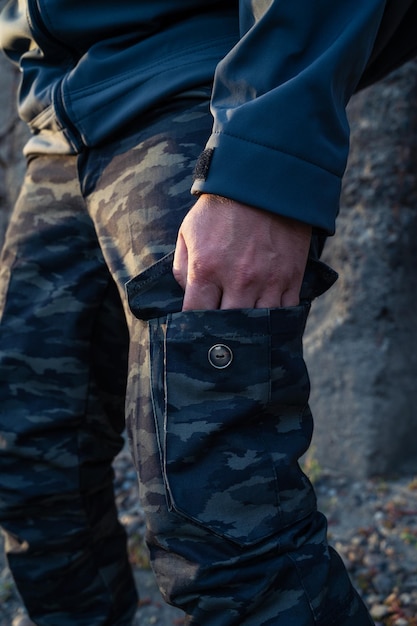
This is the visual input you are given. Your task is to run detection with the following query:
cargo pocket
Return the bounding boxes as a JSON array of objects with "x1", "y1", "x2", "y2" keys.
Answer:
[{"x1": 126, "y1": 252, "x2": 319, "y2": 547}]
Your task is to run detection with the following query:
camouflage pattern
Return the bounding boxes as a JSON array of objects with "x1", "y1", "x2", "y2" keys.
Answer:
[
  {"x1": 0, "y1": 92, "x2": 374, "y2": 625},
  {"x1": 0, "y1": 154, "x2": 136, "y2": 625},
  {"x1": 126, "y1": 255, "x2": 374, "y2": 625}
]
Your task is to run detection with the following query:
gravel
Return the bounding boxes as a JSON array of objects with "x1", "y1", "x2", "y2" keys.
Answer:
[
  {"x1": 316, "y1": 472, "x2": 417, "y2": 626},
  {"x1": 1, "y1": 446, "x2": 417, "y2": 626}
]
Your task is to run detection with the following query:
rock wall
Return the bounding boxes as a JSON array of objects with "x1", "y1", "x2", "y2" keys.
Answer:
[
  {"x1": 0, "y1": 31, "x2": 416, "y2": 478},
  {"x1": 306, "y1": 60, "x2": 417, "y2": 478}
]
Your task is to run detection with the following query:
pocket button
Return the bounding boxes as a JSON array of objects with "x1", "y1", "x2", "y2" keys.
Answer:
[{"x1": 208, "y1": 344, "x2": 233, "y2": 369}]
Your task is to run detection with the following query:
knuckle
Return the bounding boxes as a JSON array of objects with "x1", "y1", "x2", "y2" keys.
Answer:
[{"x1": 189, "y1": 257, "x2": 218, "y2": 283}]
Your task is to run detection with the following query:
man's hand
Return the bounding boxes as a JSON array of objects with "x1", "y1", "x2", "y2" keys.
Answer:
[{"x1": 173, "y1": 194, "x2": 312, "y2": 311}]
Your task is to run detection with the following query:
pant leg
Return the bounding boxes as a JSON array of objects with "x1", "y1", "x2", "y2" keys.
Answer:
[
  {"x1": 0, "y1": 155, "x2": 137, "y2": 625},
  {"x1": 126, "y1": 261, "x2": 374, "y2": 626},
  {"x1": 79, "y1": 95, "x2": 375, "y2": 625}
]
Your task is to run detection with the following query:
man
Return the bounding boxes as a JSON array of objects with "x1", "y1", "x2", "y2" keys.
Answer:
[{"x1": 0, "y1": 1, "x2": 416, "y2": 624}]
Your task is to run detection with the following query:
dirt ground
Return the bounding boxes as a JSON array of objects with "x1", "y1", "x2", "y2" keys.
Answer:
[{"x1": 1, "y1": 470, "x2": 417, "y2": 625}]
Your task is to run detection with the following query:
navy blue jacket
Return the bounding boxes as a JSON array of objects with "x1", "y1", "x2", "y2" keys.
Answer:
[{"x1": 0, "y1": 0, "x2": 415, "y2": 233}]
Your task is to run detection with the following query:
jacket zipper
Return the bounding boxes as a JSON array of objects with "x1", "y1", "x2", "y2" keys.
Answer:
[{"x1": 27, "y1": 0, "x2": 84, "y2": 151}]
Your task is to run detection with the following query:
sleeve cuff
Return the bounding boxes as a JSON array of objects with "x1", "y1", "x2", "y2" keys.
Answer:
[{"x1": 191, "y1": 131, "x2": 340, "y2": 235}]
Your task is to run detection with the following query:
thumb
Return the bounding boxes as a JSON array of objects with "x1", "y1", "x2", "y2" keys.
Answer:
[
  {"x1": 172, "y1": 231, "x2": 188, "y2": 291},
  {"x1": 172, "y1": 228, "x2": 222, "y2": 311}
]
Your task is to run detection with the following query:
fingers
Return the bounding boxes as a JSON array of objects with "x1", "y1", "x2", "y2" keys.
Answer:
[
  {"x1": 182, "y1": 280, "x2": 297, "y2": 311},
  {"x1": 172, "y1": 195, "x2": 311, "y2": 312},
  {"x1": 217, "y1": 277, "x2": 286, "y2": 309},
  {"x1": 183, "y1": 280, "x2": 223, "y2": 311},
  {"x1": 174, "y1": 257, "x2": 298, "y2": 311},
  {"x1": 254, "y1": 286, "x2": 301, "y2": 309},
  {"x1": 173, "y1": 233, "x2": 223, "y2": 310},
  {"x1": 280, "y1": 288, "x2": 301, "y2": 308}
]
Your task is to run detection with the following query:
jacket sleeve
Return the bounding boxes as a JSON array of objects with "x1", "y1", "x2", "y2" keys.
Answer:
[{"x1": 191, "y1": 0, "x2": 387, "y2": 234}]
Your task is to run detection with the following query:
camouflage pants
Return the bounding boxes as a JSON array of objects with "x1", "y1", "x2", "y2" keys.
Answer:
[{"x1": 0, "y1": 94, "x2": 374, "y2": 625}]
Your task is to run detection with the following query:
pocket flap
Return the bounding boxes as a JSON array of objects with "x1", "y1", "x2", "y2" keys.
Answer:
[{"x1": 126, "y1": 251, "x2": 184, "y2": 320}]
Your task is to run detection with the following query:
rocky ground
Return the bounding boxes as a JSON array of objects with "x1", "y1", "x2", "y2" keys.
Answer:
[{"x1": 1, "y1": 447, "x2": 417, "y2": 626}]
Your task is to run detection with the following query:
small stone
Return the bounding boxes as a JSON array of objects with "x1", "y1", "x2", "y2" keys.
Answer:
[
  {"x1": 384, "y1": 592, "x2": 399, "y2": 605},
  {"x1": 398, "y1": 592, "x2": 411, "y2": 606},
  {"x1": 370, "y1": 604, "x2": 390, "y2": 620},
  {"x1": 373, "y1": 573, "x2": 394, "y2": 595},
  {"x1": 363, "y1": 553, "x2": 384, "y2": 568},
  {"x1": 367, "y1": 594, "x2": 383, "y2": 605}
]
